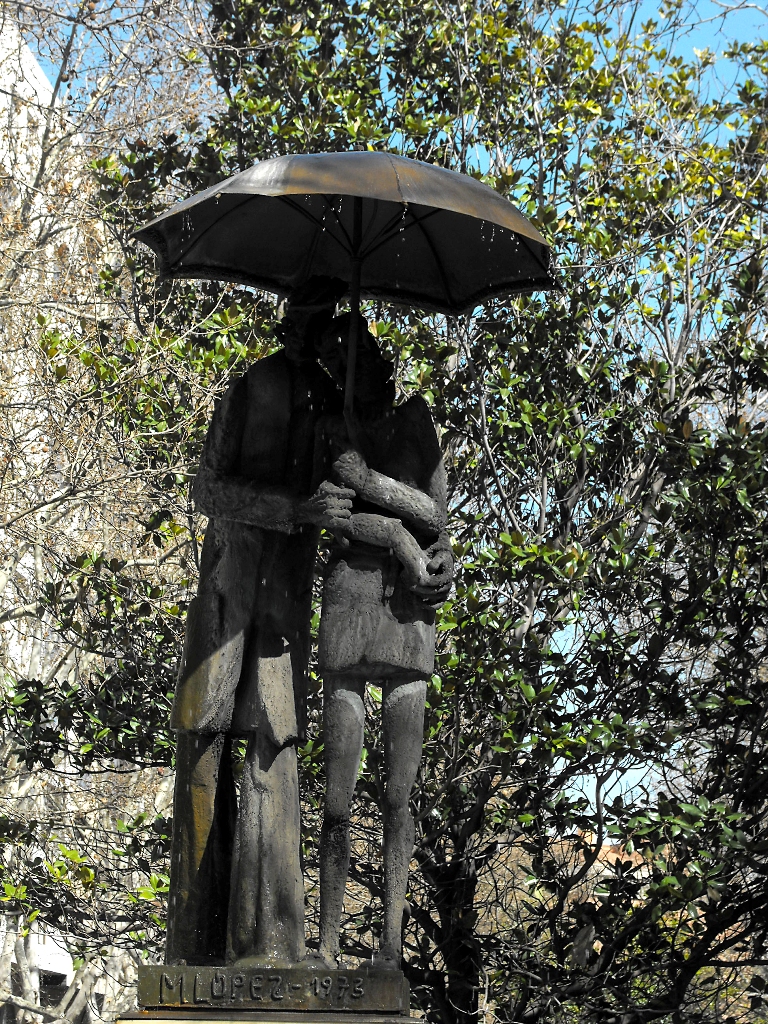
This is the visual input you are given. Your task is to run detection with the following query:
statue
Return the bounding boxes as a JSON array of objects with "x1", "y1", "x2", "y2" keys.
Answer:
[
  {"x1": 166, "y1": 277, "x2": 355, "y2": 967},
  {"x1": 310, "y1": 314, "x2": 454, "y2": 968},
  {"x1": 131, "y1": 149, "x2": 552, "y2": 1011},
  {"x1": 164, "y1": 290, "x2": 452, "y2": 980}
]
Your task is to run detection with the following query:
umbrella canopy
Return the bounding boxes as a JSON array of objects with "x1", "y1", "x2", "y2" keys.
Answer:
[{"x1": 133, "y1": 151, "x2": 556, "y2": 316}]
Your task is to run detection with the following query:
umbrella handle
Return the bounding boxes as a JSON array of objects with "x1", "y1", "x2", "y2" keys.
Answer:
[{"x1": 344, "y1": 196, "x2": 363, "y2": 444}]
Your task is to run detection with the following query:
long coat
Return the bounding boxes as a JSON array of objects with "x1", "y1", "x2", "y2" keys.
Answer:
[{"x1": 172, "y1": 350, "x2": 339, "y2": 743}]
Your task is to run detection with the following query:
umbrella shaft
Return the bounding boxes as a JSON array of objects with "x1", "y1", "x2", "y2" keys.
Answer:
[{"x1": 344, "y1": 196, "x2": 363, "y2": 430}]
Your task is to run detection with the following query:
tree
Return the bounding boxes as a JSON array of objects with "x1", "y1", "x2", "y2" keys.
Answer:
[
  {"x1": 9, "y1": 1, "x2": 768, "y2": 1023},
  {"x1": 0, "y1": 0, "x2": 215, "y2": 1013}
]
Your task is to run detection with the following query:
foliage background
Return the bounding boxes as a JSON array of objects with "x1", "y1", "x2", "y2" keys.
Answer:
[{"x1": 2, "y1": 1, "x2": 768, "y2": 1023}]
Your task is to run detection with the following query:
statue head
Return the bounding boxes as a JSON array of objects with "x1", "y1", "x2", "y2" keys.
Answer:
[
  {"x1": 277, "y1": 276, "x2": 347, "y2": 361},
  {"x1": 315, "y1": 311, "x2": 395, "y2": 406}
]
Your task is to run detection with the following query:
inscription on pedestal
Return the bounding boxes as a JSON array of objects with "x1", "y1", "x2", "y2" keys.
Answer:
[{"x1": 137, "y1": 966, "x2": 409, "y2": 1015}]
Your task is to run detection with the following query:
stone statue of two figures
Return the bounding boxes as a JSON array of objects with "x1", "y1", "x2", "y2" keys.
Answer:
[{"x1": 166, "y1": 277, "x2": 453, "y2": 972}]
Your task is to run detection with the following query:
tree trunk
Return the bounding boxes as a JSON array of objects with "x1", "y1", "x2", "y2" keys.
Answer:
[
  {"x1": 419, "y1": 853, "x2": 482, "y2": 1024},
  {"x1": 0, "y1": 917, "x2": 18, "y2": 1024}
]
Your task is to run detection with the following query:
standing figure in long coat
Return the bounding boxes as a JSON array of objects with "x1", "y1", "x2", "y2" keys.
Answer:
[{"x1": 166, "y1": 278, "x2": 353, "y2": 967}]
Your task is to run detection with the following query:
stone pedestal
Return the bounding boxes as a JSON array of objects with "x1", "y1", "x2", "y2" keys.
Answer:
[
  {"x1": 131, "y1": 966, "x2": 410, "y2": 1018},
  {"x1": 121, "y1": 1016, "x2": 409, "y2": 1024}
]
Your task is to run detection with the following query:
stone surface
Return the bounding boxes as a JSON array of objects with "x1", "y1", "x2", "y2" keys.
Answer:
[
  {"x1": 121, "y1": 1014, "x2": 412, "y2": 1023},
  {"x1": 164, "y1": 284, "x2": 455, "y2": 973},
  {"x1": 137, "y1": 966, "x2": 409, "y2": 1015},
  {"x1": 166, "y1": 278, "x2": 354, "y2": 966},
  {"x1": 311, "y1": 322, "x2": 453, "y2": 965}
]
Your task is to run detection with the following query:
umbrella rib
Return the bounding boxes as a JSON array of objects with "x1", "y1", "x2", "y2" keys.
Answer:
[
  {"x1": 359, "y1": 208, "x2": 442, "y2": 261},
  {"x1": 358, "y1": 208, "x2": 408, "y2": 260},
  {"x1": 325, "y1": 194, "x2": 360, "y2": 252},
  {"x1": 171, "y1": 194, "x2": 257, "y2": 267},
  {"x1": 286, "y1": 195, "x2": 381, "y2": 256},
  {"x1": 280, "y1": 196, "x2": 327, "y2": 283},
  {"x1": 321, "y1": 195, "x2": 353, "y2": 251},
  {"x1": 319, "y1": 194, "x2": 388, "y2": 255},
  {"x1": 403, "y1": 206, "x2": 455, "y2": 310},
  {"x1": 277, "y1": 195, "x2": 353, "y2": 255}
]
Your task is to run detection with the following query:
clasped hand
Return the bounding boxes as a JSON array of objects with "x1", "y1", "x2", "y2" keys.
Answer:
[
  {"x1": 299, "y1": 425, "x2": 365, "y2": 534},
  {"x1": 329, "y1": 431, "x2": 453, "y2": 603},
  {"x1": 302, "y1": 480, "x2": 355, "y2": 532},
  {"x1": 412, "y1": 544, "x2": 453, "y2": 606}
]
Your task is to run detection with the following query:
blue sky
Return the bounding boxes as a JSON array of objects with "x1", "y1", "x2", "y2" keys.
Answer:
[
  {"x1": 675, "y1": 0, "x2": 766, "y2": 50},
  {"x1": 28, "y1": 0, "x2": 768, "y2": 95}
]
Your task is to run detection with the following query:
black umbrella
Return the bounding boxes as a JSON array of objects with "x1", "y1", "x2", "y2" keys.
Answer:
[{"x1": 134, "y1": 150, "x2": 556, "y2": 419}]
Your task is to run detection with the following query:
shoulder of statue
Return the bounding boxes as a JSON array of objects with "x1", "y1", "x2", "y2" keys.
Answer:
[
  {"x1": 244, "y1": 350, "x2": 292, "y2": 405},
  {"x1": 399, "y1": 393, "x2": 436, "y2": 428},
  {"x1": 245, "y1": 349, "x2": 290, "y2": 383}
]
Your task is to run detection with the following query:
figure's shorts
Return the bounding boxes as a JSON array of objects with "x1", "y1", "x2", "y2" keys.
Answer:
[{"x1": 318, "y1": 544, "x2": 435, "y2": 681}]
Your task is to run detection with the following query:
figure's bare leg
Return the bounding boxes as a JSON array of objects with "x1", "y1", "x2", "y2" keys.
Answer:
[
  {"x1": 318, "y1": 678, "x2": 365, "y2": 965},
  {"x1": 378, "y1": 679, "x2": 427, "y2": 966},
  {"x1": 166, "y1": 732, "x2": 235, "y2": 965}
]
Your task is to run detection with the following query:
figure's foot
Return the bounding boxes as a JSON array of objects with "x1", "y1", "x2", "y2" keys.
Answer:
[
  {"x1": 360, "y1": 948, "x2": 400, "y2": 971},
  {"x1": 302, "y1": 950, "x2": 336, "y2": 970},
  {"x1": 232, "y1": 955, "x2": 300, "y2": 969}
]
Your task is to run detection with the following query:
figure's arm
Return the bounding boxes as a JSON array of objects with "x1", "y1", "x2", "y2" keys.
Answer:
[
  {"x1": 193, "y1": 377, "x2": 354, "y2": 534},
  {"x1": 338, "y1": 513, "x2": 428, "y2": 587},
  {"x1": 196, "y1": 473, "x2": 353, "y2": 533},
  {"x1": 357, "y1": 466, "x2": 445, "y2": 534},
  {"x1": 332, "y1": 400, "x2": 447, "y2": 535},
  {"x1": 336, "y1": 512, "x2": 453, "y2": 603},
  {"x1": 334, "y1": 399, "x2": 454, "y2": 603}
]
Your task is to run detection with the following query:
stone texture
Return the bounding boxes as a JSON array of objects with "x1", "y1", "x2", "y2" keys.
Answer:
[
  {"x1": 121, "y1": 1015, "x2": 411, "y2": 1024},
  {"x1": 311, "y1": 323, "x2": 454, "y2": 965},
  {"x1": 137, "y1": 966, "x2": 409, "y2": 1015},
  {"x1": 166, "y1": 279, "x2": 354, "y2": 967}
]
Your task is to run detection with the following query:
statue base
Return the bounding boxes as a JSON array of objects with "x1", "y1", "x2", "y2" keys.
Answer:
[
  {"x1": 121, "y1": 1016, "x2": 410, "y2": 1024},
  {"x1": 135, "y1": 966, "x2": 410, "y2": 1016}
]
